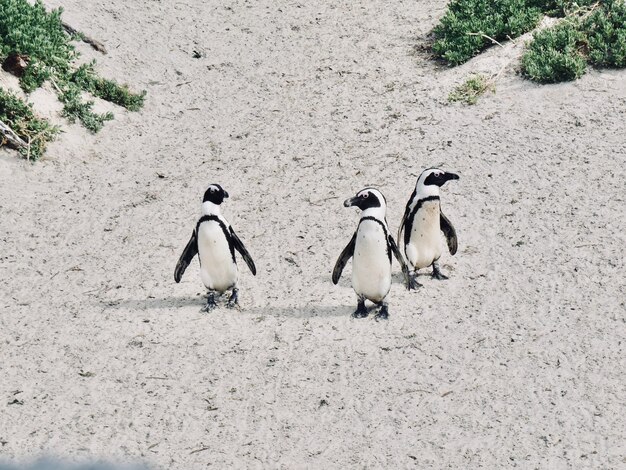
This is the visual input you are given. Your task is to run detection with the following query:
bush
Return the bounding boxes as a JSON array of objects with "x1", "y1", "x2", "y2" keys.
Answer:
[
  {"x1": 521, "y1": 21, "x2": 587, "y2": 83},
  {"x1": 431, "y1": 0, "x2": 603, "y2": 66},
  {"x1": 0, "y1": 0, "x2": 145, "y2": 149},
  {"x1": 583, "y1": 0, "x2": 626, "y2": 67},
  {"x1": 529, "y1": 0, "x2": 598, "y2": 16},
  {"x1": 432, "y1": 0, "x2": 544, "y2": 65},
  {"x1": 0, "y1": 88, "x2": 57, "y2": 160},
  {"x1": 70, "y1": 62, "x2": 146, "y2": 111},
  {"x1": 0, "y1": 0, "x2": 75, "y2": 91}
]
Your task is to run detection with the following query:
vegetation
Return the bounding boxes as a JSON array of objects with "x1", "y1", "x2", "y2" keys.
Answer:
[
  {"x1": 433, "y1": 0, "x2": 626, "y2": 85},
  {"x1": 522, "y1": 0, "x2": 626, "y2": 82},
  {"x1": 448, "y1": 74, "x2": 493, "y2": 104},
  {"x1": 0, "y1": 88, "x2": 57, "y2": 160},
  {"x1": 521, "y1": 21, "x2": 587, "y2": 83},
  {"x1": 432, "y1": 0, "x2": 544, "y2": 65},
  {"x1": 584, "y1": 0, "x2": 626, "y2": 67},
  {"x1": 0, "y1": 0, "x2": 145, "y2": 158}
]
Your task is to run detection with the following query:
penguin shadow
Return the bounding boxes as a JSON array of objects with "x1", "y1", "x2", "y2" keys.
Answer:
[
  {"x1": 243, "y1": 304, "x2": 353, "y2": 319},
  {"x1": 103, "y1": 295, "x2": 205, "y2": 311}
]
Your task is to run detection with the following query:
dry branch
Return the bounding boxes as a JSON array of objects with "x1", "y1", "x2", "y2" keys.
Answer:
[
  {"x1": 62, "y1": 21, "x2": 108, "y2": 54},
  {"x1": 0, "y1": 120, "x2": 28, "y2": 149},
  {"x1": 467, "y1": 32, "x2": 505, "y2": 48}
]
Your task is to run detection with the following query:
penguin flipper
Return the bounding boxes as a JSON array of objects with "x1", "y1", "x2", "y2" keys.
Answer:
[
  {"x1": 332, "y1": 232, "x2": 356, "y2": 284},
  {"x1": 440, "y1": 212, "x2": 458, "y2": 255},
  {"x1": 175, "y1": 230, "x2": 198, "y2": 283},
  {"x1": 397, "y1": 190, "x2": 414, "y2": 251},
  {"x1": 230, "y1": 227, "x2": 257, "y2": 275},
  {"x1": 388, "y1": 234, "x2": 412, "y2": 290}
]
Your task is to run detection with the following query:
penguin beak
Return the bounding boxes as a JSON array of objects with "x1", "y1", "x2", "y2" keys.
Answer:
[
  {"x1": 445, "y1": 172, "x2": 459, "y2": 182},
  {"x1": 223, "y1": 191, "x2": 229, "y2": 199},
  {"x1": 344, "y1": 197, "x2": 358, "y2": 207}
]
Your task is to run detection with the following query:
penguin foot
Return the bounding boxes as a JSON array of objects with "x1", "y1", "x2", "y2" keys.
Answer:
[
  {"x1": 352, "y1": 299, "x2": 368, "y2": 318},
  {"x1": 375, "y1": 305, "x2": 389, "y2": 322},
  {"x1": 431, "y1": 262, "x2": 448, "y2": 280},
  {"x1": 201, "y1": 293, "x2": 217, "y2": 312},
  {"x1": 408, "y1": 273, "x2": 423, "y2": 290},
  {"x1": 352, "y1": 308, "x2": 368, "y2": 319},
  {"x1": 227, "y1": 288, "x2": 239, "y2": 309}
]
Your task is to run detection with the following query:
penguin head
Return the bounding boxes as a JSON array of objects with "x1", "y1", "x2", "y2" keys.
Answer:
[
  {"x1": 415, "y1": 168, "x2": 459, "y2": 197},
  {"x1": 344, "y1": 188, "x2": 386, "y2": 212},
  {"x1": 202, "y1": 184, "x2": 229, "y2": 205},
  {"x1": 421, "y1": 168, "x2": 459, "y2": 187}
]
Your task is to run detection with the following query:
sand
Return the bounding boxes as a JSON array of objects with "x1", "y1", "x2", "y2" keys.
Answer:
[{"x1": 1, "y1": 0, "x2": 625, "y2": 468}]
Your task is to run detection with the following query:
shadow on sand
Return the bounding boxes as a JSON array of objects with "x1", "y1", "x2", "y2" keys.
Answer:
[
  {"x1": 102, "y1": 296, "x2": 355, "y2": 319},
  {"x1": 242, "y1": 304, "x2": 354, "y2": 319},
  {"x1": 103, "y1": 295, "x2": 204, "y2": 311}
]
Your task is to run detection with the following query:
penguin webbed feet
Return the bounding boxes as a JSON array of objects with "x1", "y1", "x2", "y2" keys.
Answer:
[
  {"x1": 431, "y1": 262, "x2": 449, "y2": 281},
  {"x1": 227, "y1": 287, "x2": 240, "y2": 309},
  {"x1": 375, "y1": 304, "x2": 389, "y2": 321},
  {"x1": 407, "y1": 272, "x2": 423, "y2": 290},
  {"x1": 352, "y1": 298, "x2": 368, "y2": 319},
  {"x1": 201, "y1": 292, "x2": 218, "y2": 312}
]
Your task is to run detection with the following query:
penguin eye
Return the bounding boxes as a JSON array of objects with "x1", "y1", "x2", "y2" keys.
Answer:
[
  {"x1": 362, "y1": 193, "x2": 369, "y2": 199},
  {"x1": 210, "y1": 187, "x2": 216, "y2": 193}
]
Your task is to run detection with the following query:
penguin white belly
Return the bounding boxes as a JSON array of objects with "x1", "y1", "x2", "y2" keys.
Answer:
[
  {"x1": 406, "y1": 201, "x2": 443, "y2": 269},
  {"x1": 197, "y1": 221, "x2": 238, "y2": 292},
  {"x1": 352, "y1": 221, "x2": 391, "y2": 303}
]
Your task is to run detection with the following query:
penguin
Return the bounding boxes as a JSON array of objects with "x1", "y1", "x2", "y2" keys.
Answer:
[
  {"x1": 332, "y1": 188, "x2": 411, "y2": 320},
  {"x1": 174, "y1": 184, "x2": 256, "y2": 311},
  {"x1": 398, "y1": 168, "x2": 459, "y2": 286}
]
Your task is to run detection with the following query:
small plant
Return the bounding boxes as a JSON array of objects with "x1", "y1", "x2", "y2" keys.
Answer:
[
  {"x1": 0, "y1": 88, "x2": 57, "y2": 160},
  {"x1": 0, "y1": 0, "x2": 145, "y2": 158},
  {"x1": 521, "y1": 21, "x2": 587, "y2": 83},
  {"x1": 70, "y1": 62, "x2": 146, "y2": 111},
  {"x1": 448, "y1": 74, "x2": 493, "y2": 104}
]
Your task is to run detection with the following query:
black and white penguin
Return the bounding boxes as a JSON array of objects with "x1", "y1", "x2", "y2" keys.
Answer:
[
  {"x1": 398, "y1": 168, "x2": 459, "y2": 285},
  {"x1": 174, "y1": 184, "x2": 256, "y2": 311},
  {"x1": 332, "y1": 188, "x2": 411, "y2": 320}
]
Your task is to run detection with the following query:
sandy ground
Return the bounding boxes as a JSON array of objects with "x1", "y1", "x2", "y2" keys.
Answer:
[{"x1": 1, "y1": 0, "x2": 625, "y2": 468}]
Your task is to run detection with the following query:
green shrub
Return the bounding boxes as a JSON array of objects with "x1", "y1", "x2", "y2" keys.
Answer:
[
  {"x1": 58, "y1": 84, "x2": 114, "y2": 133},
  {"x1": 0, "y1": 0, "x2": 74, "y2": 90},
  {"x1": 0, "y1": 0, "x2": 144, "y2": 153},
  {"x1": 521, "y1": 21, "x2": 587, "y2": 82},
  {"x1": 0, "y1": 88, "x2": 57, "y2": 160},
  {"x1": 70, "y1": 62, "x2": 146, "y2": 111},
  {"x1": 432, "y1": 0, "x2": 544, "y2": 65},
  {"x1": 529, "y1": 0, "x2": 598, "y2": 16},
  {"x1": 431, "y1": 0, "x2": 603, "y2": 66},
  {"x1": 583, "y1": 0, "x2": 626, "y2": 67}
]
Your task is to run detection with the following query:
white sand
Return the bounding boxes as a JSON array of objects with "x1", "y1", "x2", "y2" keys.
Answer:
[{"x1": 1, "y1": 1, "x2": 625, "y2": 468}]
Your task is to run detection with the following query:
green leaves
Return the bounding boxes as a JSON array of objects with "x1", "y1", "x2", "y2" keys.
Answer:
[
  {"x1": 522, "y1": 1, "x2": 626, "y2": 83},
  {"x1": 448, "y1": 74, "x2": 493, "y2": 104},
  {"x1": 433, "y1": 0, "x2": 626, "y2": 83},
  {"x1": 584, "y1": 0, "x2": 626, "y2": 67},
  {"x1": 70, "y1": 62, "x2": 146, "y2": 111},
  {"x1": 521, "y1": 21, "x2": 587, "y2": 83},
  {"x1": 432, "y1": 0, "x2": 543, "y2": 65},
  {"x1": 0, "y1": 0, "x2": 146, "y2": 158},
  {"x1": 0, "y1": 88, "x2": 58, "y2": 160}
]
